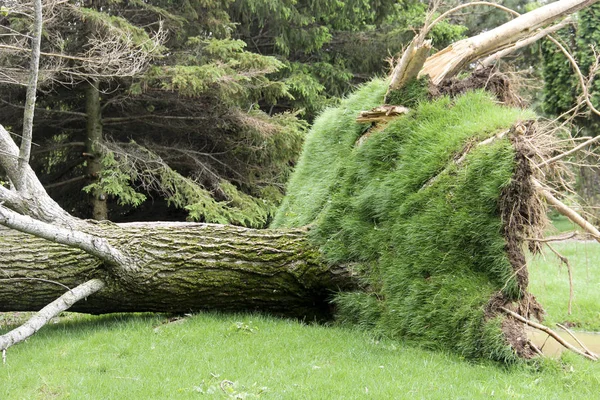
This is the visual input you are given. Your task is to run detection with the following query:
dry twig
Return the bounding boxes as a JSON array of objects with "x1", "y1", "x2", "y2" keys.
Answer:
[{"x1": 545, "y1": 243, "x2": 574, "y2": 314}]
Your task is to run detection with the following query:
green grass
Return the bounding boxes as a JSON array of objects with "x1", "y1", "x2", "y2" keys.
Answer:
[
  {"x1": 273, "y1": 79, "x2": 538, "y2": 361},
  {"x1": 548, "y1": 214, "x2": 578, "y2": 234},
  {"x1": 1, "y1": 311, "x2": 599, "y2": 399},
  {"x1": 528, "y1": 240, "x2": 600, "y2": 331}
]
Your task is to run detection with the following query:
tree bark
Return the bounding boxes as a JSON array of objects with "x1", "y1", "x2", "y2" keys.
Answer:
[{"x1": 0, "y1": 223, "x2": 357, "y2": 320}]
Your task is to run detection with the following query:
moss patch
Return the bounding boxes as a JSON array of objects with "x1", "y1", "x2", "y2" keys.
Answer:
[{"x1": 273, "y1": 79, "x2": 539, "y2": 362}]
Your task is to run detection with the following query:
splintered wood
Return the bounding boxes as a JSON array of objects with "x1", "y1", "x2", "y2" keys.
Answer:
[{"x1": 356, "y1": 105, "x2": 410, "y2": 123}]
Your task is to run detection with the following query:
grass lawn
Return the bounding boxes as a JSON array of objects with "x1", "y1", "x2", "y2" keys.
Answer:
[
  {"x1": 548, "y1": 215, "x2": 578, "y2": 234},
  {"x1": 528, "y1": 240, "x2": 600, "y2": 331},
  {"x1": 1, "y1": 241, "x2": 599, "y2": 399}
]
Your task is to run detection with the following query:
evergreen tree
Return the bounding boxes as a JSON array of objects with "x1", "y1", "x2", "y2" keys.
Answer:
[
  {"x1": 542, "y1": 3, "x2": 600, "y2": 130},
  {"x1": 0, "y1": 0, "x2": 304, "y2": 226}
]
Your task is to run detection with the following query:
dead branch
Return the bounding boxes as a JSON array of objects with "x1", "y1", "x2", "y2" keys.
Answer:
[
  {"x1": 545, "y1": 243, "x2": 574, "y2": 314},
  {"x1": 425, "y1": 1, "x2": 520, "y2": 38},
  {"x1": 533, "y1": 178, "x2": 600, "y2": 243},
  {"x1": 419, "y1": 0, "x2": 599, "y2": 84},
  {"x1": 500, "y1": 307, "x2": 598, "y2": 360},
  {"x1": 356, "y1": 105, "x2": 410, "y2": 123},
  {"x1": 0, "y1": 279, "x2": 105, "y2": 355},
  {"x1": 556, "y1": 323, "x2": 597, "y2": 357},
  {"x1": 481, "y1": 17, "x2": 573, "y2": 67}
]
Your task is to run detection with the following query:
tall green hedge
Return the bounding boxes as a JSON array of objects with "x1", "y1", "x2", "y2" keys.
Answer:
[{"x1": 273, "y1": 79, "x2": 536, "y2": 362}]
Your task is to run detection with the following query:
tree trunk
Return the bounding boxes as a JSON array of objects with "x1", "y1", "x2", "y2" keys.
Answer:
[
  {"x1": 85, "y1": 81, "x2": 108, "y2": 220},
  {"x1": 0, "y1": 223, "x2": 357, "y2": 320}
]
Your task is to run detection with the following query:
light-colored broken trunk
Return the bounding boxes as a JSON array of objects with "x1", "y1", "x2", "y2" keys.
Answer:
[{"x1": 419, "y1": 0, "x2": 599, "y2": 84}]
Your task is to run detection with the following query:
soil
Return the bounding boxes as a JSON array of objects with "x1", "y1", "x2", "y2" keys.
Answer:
[{"x1": 430, "y1": 66, "x2": 524, "y2": 107}]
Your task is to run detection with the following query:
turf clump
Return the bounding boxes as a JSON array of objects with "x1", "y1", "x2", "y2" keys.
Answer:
[{"x1": 273, "y1": 78, "x2": 540, "y2": 362}]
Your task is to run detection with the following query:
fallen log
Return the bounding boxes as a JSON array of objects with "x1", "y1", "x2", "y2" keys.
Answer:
[{"x1": 0, "y1": 223, "x2": 357, "y2": 320}]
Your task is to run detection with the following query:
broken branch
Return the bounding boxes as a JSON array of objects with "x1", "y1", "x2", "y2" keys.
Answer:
[
  {"x1": 533, "y1": 178, "x2": 600, "y2": 243},
  {"x1": 557, "y1": 323, "x2": 598, "y2": 358},
  {"x1": 500, "y1": 307, "x2": 597, "y2": 361},
  {"x1": 0, "y1": 279, "x2": 105, "y2": 354}
]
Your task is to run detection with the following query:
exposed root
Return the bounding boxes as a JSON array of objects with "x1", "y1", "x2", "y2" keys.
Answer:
[
  {"x1": 429, "y1": 67, "x2": 524, "y2": 107},
  {"x1": 500, "y1": 122, "x2": 548, "y2": 292},
  {"x1": 537, "y1": 135, "x2": 600, "y2": 168}
]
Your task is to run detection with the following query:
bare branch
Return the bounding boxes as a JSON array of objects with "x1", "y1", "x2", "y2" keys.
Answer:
[
  {"x1": 0, "y1": 204, "x2": 132, "y2": 269},
  {"x1": 481, "y1": 17, "x2": 573, "y2": 67},
  {"x1": 0, "y1": 279, "x2": 105, "y2": 353},
  {"x1": 556, "y1": 323, "x2": 597, "y2": 356},
  {"x1": 425, "y1": 1, "x2": 521, "y2": 38},
  {"x1": 419, "y1": 0, "x2": 599, "y2": 84},
  {"x1": 0, "y1": 185, "x2": 26, "y2": 212},
  {"x1": 533, "y1": 178, "x2": 600, "y2": 243},
  {"x1": 547, "y1": 36, "x2": 600, "y2": 118},
  {"x1": 501, "y1": 307, "x2": 598, "y2": 360}
]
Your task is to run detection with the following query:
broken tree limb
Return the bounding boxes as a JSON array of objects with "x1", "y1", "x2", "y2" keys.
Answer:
[
  {"x1": 500, "y1": 307, "x2": 598, "y2": 361},
  {"x1": 533, "y1": 178, "x2": 600, "y2": 243},
  {"x1": 0, "y1": 279, "x2": 105, "y2": 353},
  {"x1": 481, "y1": 17, "x2": 573, "y2": 67},
  {"x1": 419, "y1": 0, "x2": 599, "y2": 84},
  {"x1": 390, "y1": 1, "x2": 521, "y2": 92},
  {"x1": 388, "y1": 40, "x2": 432, "y2": 91}
]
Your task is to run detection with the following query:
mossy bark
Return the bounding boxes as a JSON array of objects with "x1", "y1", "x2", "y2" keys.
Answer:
[{"x1": 0, "y1": 223, "x2": 356, "y2": 319}]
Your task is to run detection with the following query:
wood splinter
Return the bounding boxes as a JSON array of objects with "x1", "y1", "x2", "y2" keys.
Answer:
[{"x1": 356, "y1": 105, "x2": 410, "y2": 123}]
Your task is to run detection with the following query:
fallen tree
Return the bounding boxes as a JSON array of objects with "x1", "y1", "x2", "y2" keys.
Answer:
[
  {"x1": 0, "y1": 223, "x2": 356, "y2": 319},
  {"x1": 2, "y1": 0, "x2": 600, "y2": 362}
]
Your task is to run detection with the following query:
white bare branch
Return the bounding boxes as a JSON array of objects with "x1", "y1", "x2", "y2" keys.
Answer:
[
  {"x1": 0, "y1": 204, "x2": 132, "y2": 269},
  {"x1": 419, "y1": 0, "x2": 600, "y2": 84},
  {"x1": 481, "y1": 17, "x2": 573, "y2": 67},
  {"x1": 533, "y1": 178, "x2": 600, "y2": 243},
  {"x1": 0, "y1": 279, "x2": 105, "y2": 353}
]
